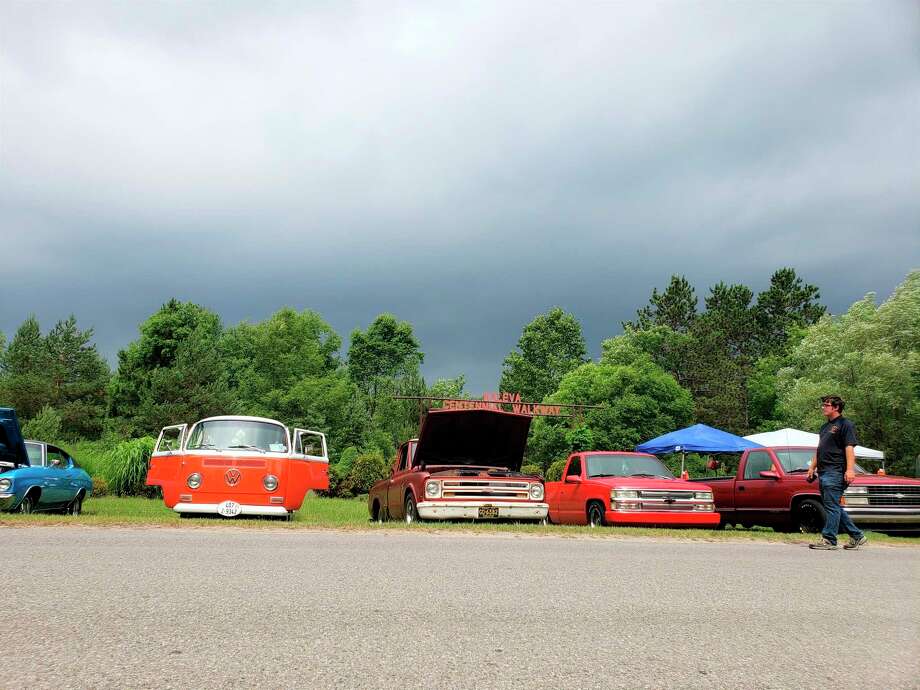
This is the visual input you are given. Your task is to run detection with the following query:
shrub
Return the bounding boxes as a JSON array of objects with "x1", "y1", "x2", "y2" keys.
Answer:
[
  {"x1": 337, "y1": 446, "x2": 359, "y2": 477},
  {"x1": 520, "y1": 463, "x2": 543, "y2": 478},
  {"x1": 545, "y1": 458, "x2": 567, "y2": 482},
  {"x1": 91, "y1": 476, "x2": 109, "y2": 497},
  {"x1": 103, "y1": 437, "x2": 156, "y2": 496},
  {"x1": 22, "y1": 405, "x2": 63, "y2": 442},
  {"x1": 347, "y1": 451, "x2": 388, "y2": 494}
]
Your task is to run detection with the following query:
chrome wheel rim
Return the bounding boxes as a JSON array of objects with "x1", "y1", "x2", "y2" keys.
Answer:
[{"x1": 405, "y1": 499, "x2": 414, "y2": 524}]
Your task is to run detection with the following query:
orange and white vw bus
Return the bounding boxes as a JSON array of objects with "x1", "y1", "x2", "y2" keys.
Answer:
[{"x1": 146, "y1": 415, "x2": 328, "y2": 518}]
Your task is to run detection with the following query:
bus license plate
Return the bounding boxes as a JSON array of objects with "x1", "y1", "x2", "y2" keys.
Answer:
[
  {"x1": 478, "y1": 506, "x2": 499, "y2": 519},
  {"x1": 217, "y1": 500, "x2": 242, "y2": 517}
]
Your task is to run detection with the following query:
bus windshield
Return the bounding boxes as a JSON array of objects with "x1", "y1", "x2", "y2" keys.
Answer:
[{"x1": 186, "y1": 420, "x2": 288, "y2": 453}]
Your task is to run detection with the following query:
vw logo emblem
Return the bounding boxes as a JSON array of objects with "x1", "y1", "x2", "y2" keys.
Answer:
[{"x1": 225, "y1": 469, "x2": 242, "y2": 486}]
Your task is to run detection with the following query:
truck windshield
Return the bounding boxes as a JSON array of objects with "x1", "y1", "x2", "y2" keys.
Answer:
[
  {"x1": 186, "y1": 420, "x2": 288, "y2": 453},
  {"x1": 585, "y1": 454, "x2": 674, "y2": 479},
  {"x1": 774, "y1": 449, "x2": 867, "y2": 474}
]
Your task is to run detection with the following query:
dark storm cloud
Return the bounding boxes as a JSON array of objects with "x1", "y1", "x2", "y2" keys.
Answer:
[{"x1": 1, "y1": 1, "x2": 918, "y2": 392}]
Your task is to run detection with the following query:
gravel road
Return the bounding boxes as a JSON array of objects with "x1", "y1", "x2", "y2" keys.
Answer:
[{"x1": 4, "y1": 527, "x2": 918, "y2": 689}]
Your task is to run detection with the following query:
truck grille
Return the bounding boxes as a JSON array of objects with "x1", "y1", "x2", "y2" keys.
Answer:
[
  {"x1": 866, "y1": 485, "x2": 920, "y2": 507},
  {"x1": 633, "y1": 489, "x2": 704, "y2": 512},
  {"x1": 440, "y1": 480, "x2": 531, "y2": 500}
]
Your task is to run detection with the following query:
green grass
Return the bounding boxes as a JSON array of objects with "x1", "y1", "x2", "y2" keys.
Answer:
[{"x1": 3, "y1": 495, "x2": 919, "y2": 545}]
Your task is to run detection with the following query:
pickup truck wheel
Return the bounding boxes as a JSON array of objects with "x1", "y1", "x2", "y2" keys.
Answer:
[
  {"x1": 795, "y1": 499, "x2": 826, "y2": 534},
  {"x1": 587, "y1": 502, "x2": 606, "y2": 528},
  {"x1": 404, "y1": 495, "x2": 419, "y2": 524}
]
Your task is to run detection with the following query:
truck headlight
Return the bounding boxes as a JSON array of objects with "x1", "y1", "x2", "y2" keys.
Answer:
[
  {"x1": 186, "y1": 473, "x2": 202, "y2": 489},
  {"x1": 845, "y1": 486, "x2": 868, "y2": 494},
  {"x1": 614, "y1": 489, "x2": 638, "y2": 500},
  {"x1": 843, "y1": 487, "x2": 868, "y2": 505},
  {"x1": 263, "y1": 474, "x2": 278, "y2": 491},
  {"x1": 425, "y1": 480, "x2": 441, "y2": 498},
  {"x1": 0, "y1": 478, "x2": 11, "y2": 492},
  {"x1": 529, "y1": 483, "x2": 544, "y2": 500},
  {"x1": 694, "y1": 491, "x2": 713, "y2": 501}
]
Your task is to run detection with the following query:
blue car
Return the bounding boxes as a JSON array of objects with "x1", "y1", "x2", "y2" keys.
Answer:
[{"x1": 0, "y1": 407, "x2": 92, "y2": 515}]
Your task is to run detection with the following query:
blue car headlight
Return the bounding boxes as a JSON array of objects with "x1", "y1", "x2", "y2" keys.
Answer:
[{"x1": 0, "y1": 478, "x2": 11, "y2": 492}]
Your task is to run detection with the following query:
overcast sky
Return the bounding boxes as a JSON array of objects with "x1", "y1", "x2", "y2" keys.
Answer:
[{"x1": 1, "y1": 1, "x2": 918, "y2": 393}]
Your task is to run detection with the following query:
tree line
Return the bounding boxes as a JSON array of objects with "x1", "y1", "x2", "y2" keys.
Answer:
[{"x1": 1, "y1": 268, "x2": 917, "y2": 489}]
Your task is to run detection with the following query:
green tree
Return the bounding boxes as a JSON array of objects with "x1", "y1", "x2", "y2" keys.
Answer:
[
  {"x1": 109, "y1": 299, "x2": 232, "y2": 434},
  {"x1": 347, "y1": 314, "x2": 424, "y2": 417},
  {"x1": 222, "y1": 308, "x2": 342, "y2": 417},
  {"x1": 627, "y1": 274, "x2": 698, "y2": 333},
  {"x1": 527, "y1": 359, "x2": 693, "y2": 469},
  {"x1": 500, "y1": 307, "x2": 588, "y2": 402},
  {"x1": 0, "y1": 316, "x2": 51, "y2": 419},
  {"x1": 0, "y1": 315, "x2": 109, "y2": 438},
  {"x1": 754, "y1": 268, "x2": 825, "y2": 356},
  {"x1": 776, "y1": 271, "x2": 920, "y2": 475}
]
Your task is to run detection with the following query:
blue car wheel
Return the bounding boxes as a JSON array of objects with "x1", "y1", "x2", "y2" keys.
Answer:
[
  {"x1": 18, "y1": 495, "x2": 34, "y2": 514},
  {"x1": 68, "y1": 494, "x2": 84, "y2": 516}
]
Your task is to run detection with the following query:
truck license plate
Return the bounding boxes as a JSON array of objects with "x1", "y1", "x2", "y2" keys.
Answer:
[
  {"x1": 478, "y1": 505, "x2": 499, "y2": 519},
  {"x1": 217, "y1": 500, "x2": 242, "y2": 517}
]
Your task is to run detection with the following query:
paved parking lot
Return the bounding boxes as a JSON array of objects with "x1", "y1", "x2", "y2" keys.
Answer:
[{"x1": 4, "y1": 527, "x2": 919, "y2": 689}]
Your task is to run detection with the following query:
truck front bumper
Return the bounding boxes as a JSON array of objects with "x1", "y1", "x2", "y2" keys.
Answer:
[
  {"x1": 606, "y1": 510, "x2": 721, "y2": 527},
  {"x1": 417, "y1": 501, "x2": 549, "y2": 521},
  {"x1": 845, "y1": 508, "x2": 920, "y2": 525},
  {"x1": 173, "y1": 503, "x2": 289, "y2": 517}
]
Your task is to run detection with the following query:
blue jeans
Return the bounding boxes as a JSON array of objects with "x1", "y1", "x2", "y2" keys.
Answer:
[{"x1": 819, "y1": 469, "x2": 864, "y2": 544}]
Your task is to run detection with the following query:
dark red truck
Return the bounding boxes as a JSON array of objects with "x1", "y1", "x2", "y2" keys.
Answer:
[{"x1": 690, "y1": 446, "x2": 920, "y2": 532}]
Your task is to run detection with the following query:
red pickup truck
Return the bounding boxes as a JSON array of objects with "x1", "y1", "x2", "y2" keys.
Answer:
[
  {"x1": 690, "y1": 446, "x2": 920, "y2": 533},
  {"x1": 545, "y1": 451, "x2": 720, "y2": 527},
  {"x1": 368, "y1": 407, "x2": 548, "y2": 523}
]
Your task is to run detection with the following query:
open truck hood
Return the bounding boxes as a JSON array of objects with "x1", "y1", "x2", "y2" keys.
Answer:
[
  {"x1": 413, "y1": 408, "x2": 532, "y2": 471},
  {"x1": 0, "y1": 408, "x2": 30, "y2": 469}
]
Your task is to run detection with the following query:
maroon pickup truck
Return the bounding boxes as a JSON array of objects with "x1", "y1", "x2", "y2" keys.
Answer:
[{"x1": 690, "y1": 446, "x2": 920, "y2": 533}]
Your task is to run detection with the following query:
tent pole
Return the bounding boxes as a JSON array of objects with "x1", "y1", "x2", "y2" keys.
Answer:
[{"x1": 681, "y1": 452, "x2": 685, "y2": 475}]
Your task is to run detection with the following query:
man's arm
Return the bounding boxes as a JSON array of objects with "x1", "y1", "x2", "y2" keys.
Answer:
[
  {"x1": 845, "y1": 446, "x2": 856, "y2": 484},
  {"x1": 807, "y1": 453, "x2": 817, "y2": 480}
]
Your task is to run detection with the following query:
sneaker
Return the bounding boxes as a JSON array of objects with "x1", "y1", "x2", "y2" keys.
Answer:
[
  {"x1": 843, "y1": 535, "x2": 868, "y2": 550},
  {"x1": 809, "y1": 538, "x2": 838, "y2": 550}
]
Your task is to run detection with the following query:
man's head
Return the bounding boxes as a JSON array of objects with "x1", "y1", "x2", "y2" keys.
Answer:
[{"x1": 820, "y1": 395, "x2": 845, "y2": 420}]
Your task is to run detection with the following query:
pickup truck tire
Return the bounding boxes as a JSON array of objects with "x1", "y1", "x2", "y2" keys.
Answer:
[
  {"x1": 404, "y1": 494, "x2": 419, "y2": 524},
  {"x1": 794, "y1": 498, "x2": 826, "y2": 534},
  {"x1": 587, "y1": 502, "x2": 606, "y2": 528}
]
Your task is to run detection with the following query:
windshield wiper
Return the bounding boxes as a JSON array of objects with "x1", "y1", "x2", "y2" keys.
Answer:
[
  {"x1": 787, "y1": 468, "x2": 809, "y2": 473},
  {"x1": 190, "y1": 443, "x2": 221, "y2": 452},
  {"x1": 628, "y1": 473, "x2": 671, "y2": 479},
  {"x1": 228, "y1": 445, "x2": 266, "y2": 454},
  {"x1": 589, "y1": 473, "x2": 618, "y2": 478}
]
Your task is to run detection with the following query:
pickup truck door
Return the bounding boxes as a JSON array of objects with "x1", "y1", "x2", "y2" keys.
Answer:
[
  {"x1": 387, "y1": 445, "x2": 411, "y2": 519},
  {"x1": 558, "y1": 456, "x2": 583, "y2": 523},
  {"x1": 735, "y1": 451, "x2": 783, "y2": 519}
]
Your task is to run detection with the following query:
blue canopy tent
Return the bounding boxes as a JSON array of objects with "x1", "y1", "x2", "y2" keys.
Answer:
[{"x1": 635, "y1": 423, "x2": 764, "y2": 476}]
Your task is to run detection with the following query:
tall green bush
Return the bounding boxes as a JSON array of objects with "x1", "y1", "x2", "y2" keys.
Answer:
[
  {"x1": 22, "y1": 405, "x2": 63, "y2": 441},
  {"x1": 103, "y1": 437, "x2": 156, "y2": 496},
  {"x1": 546, "y1": 458, "x2": 567, "y2": 482},
  {"x1": 347, "y1": 451, "x2": 388, "y2": 494}
]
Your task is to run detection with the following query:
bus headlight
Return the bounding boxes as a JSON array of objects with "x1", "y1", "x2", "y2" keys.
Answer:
[
  {"x1": 263, "y1": 475, "x2": 279, "y2": 491},
  {"x1": 187, "y1": 473, "x2": 202, "y2": 489},
  {"x1": 529, "y1": 483, "x2": 544, "y2": 500},
  {"x1": 425, "y1": 480, "x2": 441, "y2": 498}
]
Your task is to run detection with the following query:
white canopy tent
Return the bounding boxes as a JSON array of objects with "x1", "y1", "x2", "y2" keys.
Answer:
[{"x1": 743, "y1": 428, "x2": 884, "y2": 461}]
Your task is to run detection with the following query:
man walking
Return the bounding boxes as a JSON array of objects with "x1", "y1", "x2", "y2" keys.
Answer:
[{"x1": 807, "y1": 395, "x2": 867, "y2": 550}]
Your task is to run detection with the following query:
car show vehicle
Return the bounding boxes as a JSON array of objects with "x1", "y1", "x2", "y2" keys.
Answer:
[
  {"x1": 0, "y1": 408, "x2": 92, "y2": 514},
  {"x1": 545, "y1": 451, "x2": 720, "y2": 527},
  {"x1": 369, "y1": 405, "x2": 549, "y2": 523},
  {"x1": 690, "y1": 446, "x2": 920, "y2": 532},
  {"x1": 145, "y1": 415, "x2": 329, "y2": 519}
]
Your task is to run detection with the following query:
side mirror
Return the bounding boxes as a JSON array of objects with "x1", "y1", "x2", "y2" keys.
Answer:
[
  {"x1": 564, "y1": 475, "x2": 582, "y2": 483},
  {"x1": 759, "y1": 471, "x2": 779, "y2": 480}
]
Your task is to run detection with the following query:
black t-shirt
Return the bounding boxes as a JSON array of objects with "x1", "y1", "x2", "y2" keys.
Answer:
[{"x1": 817, "y1": 416, "x2": 858, "y2": 470}]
